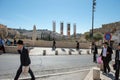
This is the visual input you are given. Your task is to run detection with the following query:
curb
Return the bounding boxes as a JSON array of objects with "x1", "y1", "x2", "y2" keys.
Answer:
[
  {"x1": 84, "y1": 64, "x2": 116, "y2": 80},
  {"x1": 18, "y1": 69, "x2": 90, "y2": 80},
  {"x1": 84, "y1": 68, "x2": 93, "y2": 80}
]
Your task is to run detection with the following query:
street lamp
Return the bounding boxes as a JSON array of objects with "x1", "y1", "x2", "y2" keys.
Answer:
[
  {"x1": 91, "y1": 0, "x2": 96, "y2": 54},
  {"x1": 91, "y1": 0, "x2": 96, "y2": 41}
]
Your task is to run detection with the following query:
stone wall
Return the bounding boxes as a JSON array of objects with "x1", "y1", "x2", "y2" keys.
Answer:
[
  {"x1": 5, "y1": 46, "x2": 17, "y2": 53},
  {"x1": 91, "y1": 21, "x2": 120, "y2": 34},
  {"x1": 23, "y1": 40, "x2": 90, "y2": 49}
]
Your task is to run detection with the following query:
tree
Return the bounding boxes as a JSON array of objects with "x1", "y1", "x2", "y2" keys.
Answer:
[
  {"x1": 93, "y1": 33, "x2": 103, "y2": 42},
  {"x1": 85, "y1": 32, "x2": 91, "y2": 41},
  {"x1": 85, "y1": 32, "x2": 103, "y2": 42}
]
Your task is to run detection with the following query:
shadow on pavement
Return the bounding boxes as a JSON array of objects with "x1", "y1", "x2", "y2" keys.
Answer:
[{"x1": 61, "y1": 48, "x2": 66, "y2": 52}]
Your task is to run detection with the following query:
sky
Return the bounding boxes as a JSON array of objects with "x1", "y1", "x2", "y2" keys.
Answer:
[{"x1": 0, "y1": 0, "x2": 120, "y2": 35}]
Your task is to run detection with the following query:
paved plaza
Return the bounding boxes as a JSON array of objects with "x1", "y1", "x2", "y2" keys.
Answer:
[{"x1": 0, "y1": 47, "x2": 116, "y2": 80}]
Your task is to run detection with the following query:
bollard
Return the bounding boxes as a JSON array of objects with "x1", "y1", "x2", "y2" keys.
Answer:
[
  {"x1": 87, "y1": 50, "x2": 90, "y2": 54},
  {"x1": 55, "y1": 50, "x2": 58, "y2": 55},
  {"x1": 92, "y1": 67, "x2": 101, "y2": 80},
  {"x1": 69, "y1": 50, "x2": 72, "y2": 55},
  {"x1": 43, "y1": 50, "x2": 46, "y2": 56},
  {"x1": 79, "y1": 50, "x2": 81, "y2": 55}
]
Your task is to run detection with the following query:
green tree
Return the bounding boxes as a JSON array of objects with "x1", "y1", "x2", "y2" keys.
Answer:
[
  {"x1": 85, "y1": 32, "x2": 91, "y2": 41},
  {"x1": 93, "y1": 33, "x2": 103, "y2": 42},
  {"x1": 85, "y1": 32, "x2": 103, "y2": 42}
]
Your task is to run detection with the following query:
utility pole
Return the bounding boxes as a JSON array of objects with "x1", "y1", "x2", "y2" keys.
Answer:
[{"x1": 91, "y1": 0, "x2": 96, "y2": 41}]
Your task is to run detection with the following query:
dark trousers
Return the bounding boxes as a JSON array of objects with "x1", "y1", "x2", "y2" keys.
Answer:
[
  {"x1": 52, "y1": 45, "x2": 56, "y2": 50},
  {"x1": 115, "y1": 61, "x2": 120, "y2": 80},
  {"x1": 76, "y1": 46, "x2": 79, "y2": 51},
  {"x1": 14, "y1": 65, "x2": 35, "y2": 80},
  {"x1": 0, "y1": 45, "x2": 5, "y2": 53},
  {"x1": 93, "y1": 53, "x2": 97, "y2": 62},
  {"x1": 102, "y1": 57, "x2": 110, "y2": 73}
]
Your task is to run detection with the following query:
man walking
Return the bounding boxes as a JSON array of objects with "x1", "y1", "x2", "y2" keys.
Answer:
[
  {"x1": 76, "y1": 41, "x2": 80, "y2": 51},
  {"x1": 101, "y1": 42, "x2": 113, "y2": 74},
  {"x1": 14, "y1": 40, "x2": 35, "y2": 80},
  {"x1": 52, "y1": 39, "x2": 56, "y2": 50},
  {"x1": 114, "y1": 43, "x2": 120, "y2": 80},
  {"x1": 92, "y1": 42, "x2": 98, "y2": 63},
  {"x1": 0, "y1": 37, "x2": 6, "y2": 53}
]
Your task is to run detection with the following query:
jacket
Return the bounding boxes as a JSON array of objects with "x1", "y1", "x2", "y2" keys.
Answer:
[
  {"x1": 18, "y1": 47, "x2": 31, "y2": 66},
  {"x1": 93, "y1": 45, "x2": 98, "y2": 54},
  {"x1": 101, "y1": 46, "x2": 113, "y2": 61},
  {"x1": 115, "y1": 50, "x2": 120, "y2": 62},
  {"x1": 114, "y1": 50, "x2": 120, "y2": 70}
]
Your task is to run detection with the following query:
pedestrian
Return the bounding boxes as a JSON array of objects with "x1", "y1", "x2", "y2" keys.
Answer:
[
  {"x1": 6, "y1": 39, "x2": 12, "y2": 46},
  {"x1": 92, "y1": 42, "x2": 98, "y2": 63},
  {"x1": 100, "y1": 42, "x2": 113, "y2": 74},
  {"x1": 14, "y1": 38, "x2": 17, "y2": 46},
  {"x1": 76, "y1": 41, "x2": 79, "y2": 51},
  {"x1": 52, "y1": 39, "x2": 56, "y2": 50},
  {"x1": 114, "y1": 43, "x2": 120, "y2": 80},
  {"x1": 0, "y1": 37, "x2": 6, "y2": 53},
  {"x1": 14, "y1": 40, "x2": 35, "y2": 80}
]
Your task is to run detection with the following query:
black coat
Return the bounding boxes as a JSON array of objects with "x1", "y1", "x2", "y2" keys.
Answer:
[
  {"x1": 18, "y1": 47, "x2": 31, "y2": 66},
  {"x1": 115, "y1": 50, "x2": 120, "y2": 62},
  {"x1": 101, "y1": 46, "x2": 113, "y2": 61},
  {"x1": 93, "y1": 45, "x2": 98, "y2": 54},
  {"x1": 114, "y1": 50, "x2": 120, "y2": 70}
]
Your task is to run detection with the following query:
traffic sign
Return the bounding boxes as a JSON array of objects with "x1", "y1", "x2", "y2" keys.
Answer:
[{"x1": 104, "y1": 33, "x2": 112, "y2": 40}]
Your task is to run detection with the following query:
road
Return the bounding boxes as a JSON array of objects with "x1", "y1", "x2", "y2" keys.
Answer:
[{"x1": 0, "y1": 53, "x2": 96, "y2": 79}]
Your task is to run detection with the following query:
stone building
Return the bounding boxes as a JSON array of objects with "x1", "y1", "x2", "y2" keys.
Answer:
[
  {"x1": 0, "y1": 24, "x2": 8, "y2": 38},
  {"x1": 91, "y1": 21, "x2": 120, "y2": 34},
  {"x1": 112, "y1": 30, "x2": 120, "y2": 44},
  {"x1": 0, "y1": 24, "x2": 20, "y2": 38}
]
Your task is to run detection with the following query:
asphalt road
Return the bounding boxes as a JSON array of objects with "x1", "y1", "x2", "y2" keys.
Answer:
[{"x1": 0, "y1": 54, "x2": 96, "y2": 79}]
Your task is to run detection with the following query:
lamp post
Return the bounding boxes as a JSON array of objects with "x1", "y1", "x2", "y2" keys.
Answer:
[
  {"x1": 91, "y1": 0, "x2": 96, "y2": 41},
  {"x1": 91, "y1": 0, "x2": 96, "y2": 54}
]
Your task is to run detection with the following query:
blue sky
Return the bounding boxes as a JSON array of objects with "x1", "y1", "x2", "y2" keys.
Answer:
[{"x1": 0, "y1": 0, "x2": 120, "y2": 35}]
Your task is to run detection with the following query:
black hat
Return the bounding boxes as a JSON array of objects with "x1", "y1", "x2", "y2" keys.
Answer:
[
  {"x1": 17, "y1": 40, "x2": 23, "y2": 45},
  {"x1": 103, "y1": 42, "x2": 108, "y2": 45}
]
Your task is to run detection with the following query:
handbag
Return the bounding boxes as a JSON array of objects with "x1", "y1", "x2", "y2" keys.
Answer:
[
  {"x1": 22, "y1": 66, "x2": 30, "y2": 75},
  {"x1": 97, "y1": 56, "x2": 103, "y2": 64}
]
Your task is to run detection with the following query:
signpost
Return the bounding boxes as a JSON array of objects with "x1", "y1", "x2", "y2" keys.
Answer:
[
  {"x1": 104, "y1": 33, "x2": 112, "y2": 41},
  {"x1": 104, "y1": 33, "x2": 112, "y2": 46}
]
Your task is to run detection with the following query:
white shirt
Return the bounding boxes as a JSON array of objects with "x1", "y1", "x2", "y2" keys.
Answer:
[{"x1": 103, "y1": 47, "x2": 107, "y2": 57}]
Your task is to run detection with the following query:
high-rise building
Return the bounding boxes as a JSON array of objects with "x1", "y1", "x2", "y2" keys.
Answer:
[
  {"x1": 53, "y1": 21, "x2": 56, "y2": 32},
  {"x1": 67, "y1": 23, "x2": 70, "y2": 37},
  {"x1": 32, "y1": 25, "x2": 37, "y2": 40},
  {"x1": 60, "y1": 22, "x2": 64, "y2": 35},
  {"x1": 73, "y1": 24, "x2": 76, "y2": 38}
]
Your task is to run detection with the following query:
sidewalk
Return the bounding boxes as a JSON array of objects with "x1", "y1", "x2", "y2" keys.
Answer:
[
  {"x1": 0, "y1": 53, "x2": 96, "y2": 80},
  {"x1": 84, "y1": 67, "x2": 114, "y2": 80},
  {"x1": 18, "y1": 66, "x2": 115, "y2": 80},
  {"x1": 0, "y1": 47, "x2": 102, "y2": 56},
  {"x1": 84, "y1": 64, "x2": 116, "y2": 80},
  {"x1": 29, "y1": 47, "x2": 102, "y2": 56},
  {"x1": 29, "y1": 47, "x2": 91, "y2": 56}
]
